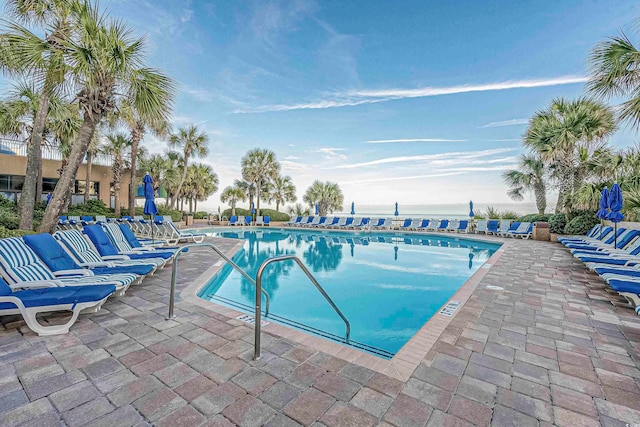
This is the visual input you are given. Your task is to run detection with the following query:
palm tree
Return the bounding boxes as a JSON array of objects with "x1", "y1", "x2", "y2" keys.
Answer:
[
  {"x1": 168, "y1": 124, "x2": 209, "y2": 210},
  {"x1": 524, "y1": 98, "x2": 615, "y2": 212},
  {"x1": 182, "y1": 163, "x2": 218, "y2": 212},
  {"x1": 502, "y1": 154, "x2": 547, "y2": 214},
  {"x1": 38, "y1": 1, "x2": 175, "y2": 232},
  {"x1": 139, "y1": 154, "x2": 169, "y2": 193},
  {"x1": 588, "y1": 28, "x2": 640, "y2": 129},
  {"x1": 302, "y1": 181, "x2": 344, "y2": 216},
  {"x1": 103, "y1": 133, "x2": 131, "y2": 216},
  {"x1": 241, "y1": 148, "x2": 280, "y2": 216},
  {"x1": 220, "y1": 185, "x2": 246, "y2": 216},
  {"x1": 267, "y1": 175, "x2": 296, "y2": 211},
  {"x1": 83, "y1": 130, "x2": 100, "y2": 203},
  {"x1": 286, "y1": 203, "x2": 311, "y2": 217},
  {"x1": 234, "y1": 179, "x2": 256, "y2": 210},
  {"x1": 0, "y1": 0, "x2": 72, "y2": 229},
  {"x1": 113, "y1": 99, "x2": 171, "y2": 216}
]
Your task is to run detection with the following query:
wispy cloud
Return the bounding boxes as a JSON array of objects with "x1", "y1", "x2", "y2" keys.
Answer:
[
  {"x1": 318, "y1": 147, "x2": 347, "y2": 160},
  {"x1": 235, "y1": 75, "x2": 588, "y2": 113},
  {"x1": 181, "y1": 84, "x2": 213, "y2": 102},
  {"x1": 342, "y1": 172, "x2": 466, "y2": 184},
  {"x1": 283, "y1": 155, "x2": 299, "y2": 160},
  {"x1": 480, "y1": 139, "x2": 521, "y2": 142},
  {"x1": 330, "y1": 148, "x2": 515, "y2": 169},
  {"x1": 281, "y1": 160, "x2": 310, "y2": 172},
  {"x1": 366, "y1": 138, "x2": 467, "y2": 144},
  {"x1": 480, "y1": 118, "x2": 528, "y2": 128}
]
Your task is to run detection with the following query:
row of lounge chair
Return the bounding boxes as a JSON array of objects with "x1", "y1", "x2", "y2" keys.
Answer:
[
  {"x1": 476, "y1": 220, "x2": 534, "y2": 239},
  {"x1": 559, "y1": 225, "x2": 640, "y2": 313},
  {"x1": 0, "y1": 222, "x2": 183, "y2": 336},
  {"x1": 229, "y1": 215, "x2": 271, "y2": 226},
  {"x1": 58, "y1": 215, "x2": 206, "y2": 243},
  {"x1": 282, "y1": 216, "x2": 534, "y2": 238}
]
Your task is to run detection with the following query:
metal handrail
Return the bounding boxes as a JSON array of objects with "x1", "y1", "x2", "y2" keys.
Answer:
[
  {"x1": 253, "y1": 255, "x2": 351, "y2": 360},
  {"x1": 167, "y1": 242, "x2": 270, "y2": 319}
]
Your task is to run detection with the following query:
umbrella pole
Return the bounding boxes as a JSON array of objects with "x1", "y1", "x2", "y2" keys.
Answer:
[
  {"x1": 151, "y1": 215, "x2": 155, "y2": 244},
  {"x1": 614, "y1": 223, "x2": 617, "y2": 250}
]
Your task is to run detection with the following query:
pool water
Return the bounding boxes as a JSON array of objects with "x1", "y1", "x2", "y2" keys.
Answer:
[{"x1": 197, "y1": 228, "x2": 500, "y2": 358}]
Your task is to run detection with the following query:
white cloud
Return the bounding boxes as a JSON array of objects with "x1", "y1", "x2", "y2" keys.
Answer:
[
  {"x1": 283, "y1": 155, "x2": 299, "y2": 160},
  {"x1": 480, "y1": 118, "x2": 528, "y2": 128},
  {"x1": 366, "y1": 138, "x2": 467, "y2": 144},
  {"x1": 235, "y1": 75, "x2": 588, "y2": 113},
  {"x1": 330, "y1": 148, "x2": 515, "y2": 169},
  {"x1": 281, "y1": 160, "x2": 310, "y2": 172},
  {"x1": 342, "y1": 172, "x2": 466, "y2": 184},
  {"x1": 318, "y1": 147, "x2": 347, "y2": 160},
  {"x1": 480, "y1": 139, "x2": 521, "y2": 142},
  {"x1": 181, "y1": 85, "x2": 213, "y2": 102}
]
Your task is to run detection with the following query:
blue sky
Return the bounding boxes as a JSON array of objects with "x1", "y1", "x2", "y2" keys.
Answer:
[{"x1": 6, "y1": 0, "x2": 640, "y2": 213}]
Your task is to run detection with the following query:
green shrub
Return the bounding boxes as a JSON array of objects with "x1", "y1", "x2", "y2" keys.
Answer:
[
  {"x1": 564, "y1": 213, "x2": 600, "y2": 236},
  {"x1": 157, "y1": 206, "x2": 183, "y2": 222},
  {"x1": 194, "y1": 211, "x2": 208, "y2": 219},
  {"x1": 0, "y1": 225, "x2": 35, "y2": 238},
  {"x1": 501, "y1": 210, "x2": 520, "y2": 219},
  {"x1": 0, "y1": 208, "x2": 19, "y2": 230},
  {"x1": 548, "y1": 213, "x2": 567, "y2": 234},
  {"x1": 518, "y1": 214, "x2": 551, "y2": 223},
  {"x1": 0, "y1": 195, "x2": 15, "y2": 209}
]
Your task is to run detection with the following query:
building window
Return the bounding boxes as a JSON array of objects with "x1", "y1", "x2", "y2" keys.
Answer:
[
  {"x1": 0, "y1": 175, "x2": 25, "y2": 191},
  {"x1": 74, "y1": 180, "x2": 100, "y2": 196},
  {"x1": 42, "y1": 178, "x2": 58, "y2": 193}
]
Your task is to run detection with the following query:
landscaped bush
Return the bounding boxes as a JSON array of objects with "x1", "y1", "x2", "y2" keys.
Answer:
[
  {"x1": 564, "y1": 212, "x2": 600, "y2": 236},
  {"x1": 194, "y1": 211, "x2": 208, "y2": 219},
  {"x1": 501, "y1": 210, "x2": 520, "y2": 219},
  {"x1": 157, "y1": 207, "x2": 183, "y2": 222},
  {"x1": 518, "y1": 214, "x2": 551, "y2": 223},
  {"x1": 549, "y1": 213, "x2": 567, "y2": 234},
  {"x1": 0, "y1": 225, "x2": 35, "y2": 238},
  {"x1": 0, "y1": 208, "x2": 19, "y2": 230}
]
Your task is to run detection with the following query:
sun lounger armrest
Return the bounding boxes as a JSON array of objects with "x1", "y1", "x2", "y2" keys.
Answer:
[
  {"x1": 53, "y1": 269, "x2": 94, "y2": 277},
  {"x1": 79, "y1": 262, "x2": 116, "y2": 268},
  {"x1": 102, "y1": 255, "x2": 131, "y2": 261},
  {"x1": 127, "y1": 247, "x2": 155, "y2": 252},
  {"x1": 10, "y1": 280, "x2": 63, "y2": 290}
]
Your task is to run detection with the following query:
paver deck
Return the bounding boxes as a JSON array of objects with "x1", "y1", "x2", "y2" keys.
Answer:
[{"x1": 1, "y1": 235, "x2": 640, "y2": 426}]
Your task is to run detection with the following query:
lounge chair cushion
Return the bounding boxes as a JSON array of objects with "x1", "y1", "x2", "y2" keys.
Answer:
[{"x1": 0, "y1": 280, "x2": 116, "y2": 310}]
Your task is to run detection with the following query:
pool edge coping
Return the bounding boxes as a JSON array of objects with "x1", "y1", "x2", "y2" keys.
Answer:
[{"x1": 180, "y1": 234, "x2": 509, "y2": 382}]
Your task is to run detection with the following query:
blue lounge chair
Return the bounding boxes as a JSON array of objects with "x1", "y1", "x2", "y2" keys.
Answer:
[
  {"x1": 54, "y1": 230, "x2": 161, "y2": 271},
  {"x1": 229, "y1": 215, "x2": 239, "y2": 226},
  {"x1": 437, "y1": 219, "x2": 450, "y2": 232},
  {"x1": 399, "y1": 218, "x2": 413, "y2": 229},
  {"x1": 499, "y1": 222, "x2": 520, "y2": 237},
  {"x1": 456, "y1": 220, "x2": 469, "y2": 233},
  {"x1": 244, "y1": 216, "x2": 253, "y2": 226},
  {"x1": 509, "y1": 222, "x2": 533, "y2": 239},
  {"x1": 558, "y1": 225, "x2": 608, "y2": 243},
  {"x1": 570, "y1": 230, "x2": 638, "y2": 255},
  {"x1": 486, "y1": 220, "x2": 500, "y2": 235},
  {"x1": 101, "y1": 224, "x2": 177, "y2": 261},
  {"x1": 263, "y1": 216, "x2": 270, "y2": 226},
  {"x1": 325, "y1": 217, "x2": 340, "y2": 228},
  {"x1": 285, "y1": 216, "x2": 301, "y2": 226},
  {"x1": 0, "y1": 237, "x2": 137, "y2": 295},
  {"x1": 23, "y1": 234, "x2": 154, "y2": 277},
  {"x1": 564, "y1": 228, "x2": 620, "y2": 249},
  {"x1": 83, "y1": 226, "x2": 167, "y2": 267},
  {"x1": 413, "y1": 219, "x2": 430, "y2": 230},
  {"x1": 80, "y1": 216, "x2": 95, "y2": 226},
  {"x1": 476, "y1": 220, "x2": 487, "y2": 234},
  {"x1": 0, "y1": 276, "x2": 115, "y2": 336}
]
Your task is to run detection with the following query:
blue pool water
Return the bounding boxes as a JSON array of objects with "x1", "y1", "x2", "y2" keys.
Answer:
[{"x1": 197, "y1": 228, "x2": 500, "y2": 358}]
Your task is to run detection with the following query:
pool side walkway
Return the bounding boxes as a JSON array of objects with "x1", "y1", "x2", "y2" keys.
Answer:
[{"x1": 1, "y1": 237, "x2": 640, "y2": 426}]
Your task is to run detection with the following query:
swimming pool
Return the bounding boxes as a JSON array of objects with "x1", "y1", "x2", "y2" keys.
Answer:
[{"x1": 197, "y1": 228, "x2": 501, "y2": 358}]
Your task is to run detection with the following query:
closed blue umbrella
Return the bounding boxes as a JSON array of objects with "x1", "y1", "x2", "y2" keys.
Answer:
[
  {"x1": 607, "y1": 183, "x2": 624, "y2": 249},
  {"x1": 469, "y1": 200, "x2": 474, "y2": 217},
  {"x1": 315, "y1": 202, "x2": 319, "y2": 215},
  {"x1": 143, "y1": 174, "x2": 158, "y2": 242},
  {"x1": 251, "y1": 202, "x2": 255, "y2": 215},
  {"x1": 394, "y1": 202, "x2": 399, "y2": 217},
  {"x1": 350, "y1": 201, "x2": 355, "y2": 215},
  {"x1": 597, "y1": 187, "x2": 609, "y2": 239}
]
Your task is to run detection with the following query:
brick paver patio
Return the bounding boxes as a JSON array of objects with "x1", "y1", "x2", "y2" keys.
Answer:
[{"x1": 1, "y1": 235, "x2": 640, "y2": 426}]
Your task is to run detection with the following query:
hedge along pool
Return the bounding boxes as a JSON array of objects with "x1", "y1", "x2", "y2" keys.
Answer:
[{"x1": 197, "y1": 228, "x2": 501, "y2": 358}]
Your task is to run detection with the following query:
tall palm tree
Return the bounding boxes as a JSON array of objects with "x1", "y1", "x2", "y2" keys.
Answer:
[
  {"x1": 103, "y1": 133, "x2": 131, "y2": 216},
  {"x1": 220, "y1": 185, "x2": 246, "y2": 216},
  {"x1": 168, "y1": 124, "x2": 209, "y2": 210},
  {"x1": 234, "y1": 179, "x2": 256, "y2": 210},
  {"x1": 38, "y1": 1, "x2": 175, "y2": 232},
  {"x1": 83, "y1": 130, "x2": 100, "y2": 203},
  {"x1": 241, "y1": 148, "x2": 280, "y2": 216},
  {"x1": 502, "y1": 154, "x2": 547, "y2": 214},
  {"x1": 286, "y1": 203, "x2": 311, "y2": 217},
  {"x1": 524, "y1": 98, "x2": 615, "y2": 212},
  {"x1": 267, "y1": 175, "x2": 296, "y2": 211},
  {"x1": 302, "y1": 181, "x2": 344, "y2": 216},
  {"x1": 139, "y1": 153, "x2": 169, "y2": 193},
  {"x1": 114, "y1": 99, "x2": 171, "y2": 216},
  {"x1": 588, "y1": 29, "x2": 640, "y2": 129},
  {"x1": 1, "y1": 0, "x2": 73, "y2": 229}
]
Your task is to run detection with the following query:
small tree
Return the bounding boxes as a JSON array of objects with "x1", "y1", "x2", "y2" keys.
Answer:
[
  {"x1": 220, "y1": 185, "x2": 246, "y2": 217},
  {"x1": 302, "y1": 181, "x2": 343, "y2": 216}
]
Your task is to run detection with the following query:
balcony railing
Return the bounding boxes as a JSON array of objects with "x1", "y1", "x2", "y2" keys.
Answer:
[{"x1": 0, "y1": 138, "x2": 114, "y2": 167}]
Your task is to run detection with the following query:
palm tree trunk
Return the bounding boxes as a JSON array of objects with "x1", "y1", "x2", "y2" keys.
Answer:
[
  {"x1": 35, "y1": 144, "x2": 43, "y2": 203},
  {"x1": 128, "y1": 122, "x2": 143, "y2": 216},
  {"x1": 173, "y1": 154, "x2": 189, "y2": 211},
  {"x1": 231, "y1": 201, "x2": 236, "y2": 217},
  {"x1": 39, "y1": 116, "x2": 99, "y2": 233},
  {"x1": 194, "y1": 199, "x2": 198, "y2": 212},
  {"x1": 256, "y1": 185, "x2": 261, "y2": 217},
  {"x1": 113, "y1": 155, "x2": 122, "y2": 217},
  {"x1": 19, "y1": 89, "x2": 51, "y2": 230},
  {"x1": 534, "y1": 182, "x2": 547, "y2": 215},
  {"x1": 84, "y1": 151, "x2": 93, "y2": 204},
  {"x1": 276, "y1": 200, "x2": 280, "y2": 212},
  {"x1": 189, "y1": 198, "x2": 193, "y2": 213}
]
